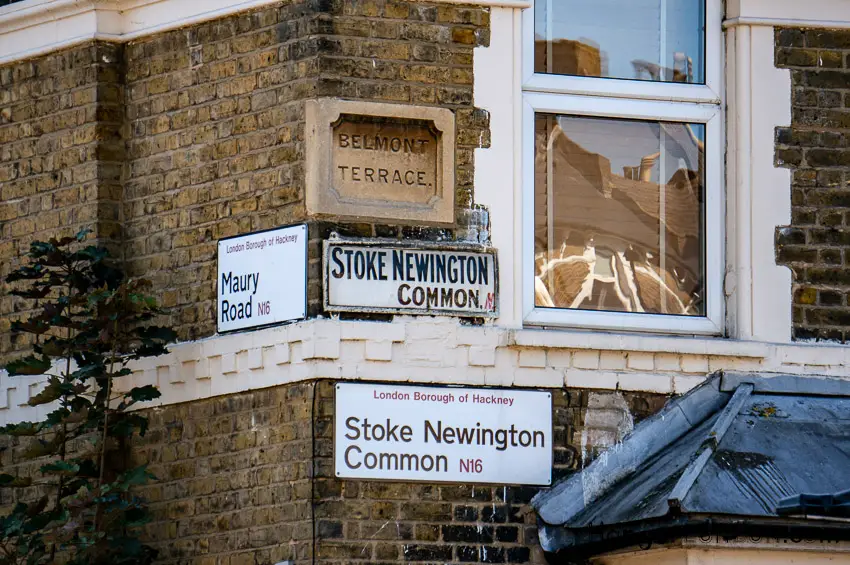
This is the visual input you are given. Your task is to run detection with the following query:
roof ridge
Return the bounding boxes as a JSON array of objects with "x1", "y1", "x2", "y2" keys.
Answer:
[{"x1": 668, "y1": 383, "x2": 754, "y2": 511}]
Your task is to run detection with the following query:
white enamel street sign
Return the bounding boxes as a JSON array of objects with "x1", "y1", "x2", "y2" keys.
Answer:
[
  {"x1": 324, "y1": 241, "x2": 497, "y2": 317},
  {"x1": 335, "y1": 383, "x2": 552, "y2": 485},
  {"x1": 217, "y1": 224, "x2": 307, "y2": 332}
]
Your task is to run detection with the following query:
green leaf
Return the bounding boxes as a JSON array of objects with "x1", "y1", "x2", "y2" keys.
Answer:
[
  {"x1": 39, "y1": 337, "x2": 68, "y2": 357},
  {"x1": 0, "y1": 475, "x2": 32, "y2": 488},
  {"x1": 25, "y1": 496, "x2": 48, "y2": 518},
  {"x1": 118, "y1": 465, "x2": 154, "y2": 488},
  {"x1": 40, "y1": 461, "x2": 80, "y2": 476},
  {"x1": 135, "y1": 326, "x2": 177, "y2": 343},
  {"x1": 0, "y1": 421, "x2": 40, "y2": 436},
  {"x1": 1, "y1": 231, "x2": 167, "y2": 565},
  {"x1": 6, "y1": 264, "x2": 45, "y2": 283},
  {"x1": 10, "y1": 319, "x2": 51, "y2": 335},
  {"x1": 23, "y1": 437, "x2": 62, "y2": 459},
  {"x1": 125, "y1": 385, "x2": 161, "y2": 404},
  {"x1": 9, "y1": 286, "x2": 52, "y2": 299},
  {"x1": 27, "y1": 378, "x2": 63, "y2": 407},
  {"x1": 4, "y1": 355, "x2": 51, "y2": 376},
  {"x1": 110, "y1": 414, "x2": 150, "y2": 438}
]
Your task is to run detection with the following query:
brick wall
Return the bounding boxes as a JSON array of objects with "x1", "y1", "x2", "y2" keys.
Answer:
[
  {"x1": 774, "y1": 28, "x2": 850, "y2": 341},
  {"x1": 121, "y1": 0, "x2": 491, "y2": 341},
  {"x1": 127, "y1": 380, "x2": 667, "y2": 565},
  {"x1": 311, "y1": 383, "x2": 664, "y2": 565},
  {"x1": 0, "y1": 1, "x2": 491, "y2": 359},
  {"x1": 132, "y1": 383, "x2": 316, "y2": 565},
  {"x1": 122, "y1": 2, "x2": 316, "y2": 341},
  {"x1": 0, "y1": 42, "x2": 124, "y2": 358}
]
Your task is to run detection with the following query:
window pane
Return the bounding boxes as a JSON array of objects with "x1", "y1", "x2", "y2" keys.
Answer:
[
  {"x1": 534, "y1": 114, "x2": 705, "y2": 316},
  {"x1": 534, "y1": 0, "x2": 705, "y2": 84}
]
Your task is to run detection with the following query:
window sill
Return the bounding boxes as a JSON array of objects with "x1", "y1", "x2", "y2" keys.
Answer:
[{"x1": 512, "y1": 327, "x2": 770, "y2": 358}]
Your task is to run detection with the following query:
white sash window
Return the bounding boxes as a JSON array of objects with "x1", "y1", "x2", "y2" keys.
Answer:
[{"x1": 522, "y1": 0, "x2": 724, "y2": 334}]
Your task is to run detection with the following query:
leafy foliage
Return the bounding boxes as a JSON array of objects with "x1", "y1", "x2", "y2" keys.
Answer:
[{"x1": 0, "y1": 230, "x2": 176, "y2": 565}]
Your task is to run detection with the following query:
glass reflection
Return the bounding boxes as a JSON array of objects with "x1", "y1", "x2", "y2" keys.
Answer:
[
  {"x1": 534, "y1": 0, "x2": 705, "y2": 84},
  {"x1": 534, "y1": 114, "x2": 705, "y2": 316}
]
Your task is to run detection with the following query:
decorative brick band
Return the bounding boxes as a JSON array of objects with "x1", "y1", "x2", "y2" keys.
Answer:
[{"x1": 5, "y1": 318, "x2": 850, "y2": 426}]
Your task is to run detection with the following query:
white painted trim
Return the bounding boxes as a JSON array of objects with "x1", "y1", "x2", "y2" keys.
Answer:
[
  {"x1": 519, "y1": 0, "x2": 725, "y2": 337},
  {"x1": 726, "y1": 0, "x2": 850, "y2": 28},
  {"x1": 5, "y1": 317, "x2": 850, "y2": 426},
  {"x1": 522, "y1": 75, "x2": 721, "y2": 105},
  {"x1": 522, "y1": 0, "x2": 723, "y2": 101},
  {"x1": 732, "y1": 25, "x2": 754, "y2": 340},
  {"x1": 724, "y1": 22, "x2": 792, "y2": 342},
  {"x1": 0, "y1": 0, "x2": 531, "y2": 66},
  {"x1": 474, "y1": 7, "x2": 523, "y2": 326},
  {"x1": 512, "y1": 326, "x2": 768, "y2": 357},
  {"x1": 725, "y1": 17, "x2": 850, "y2": 29}
]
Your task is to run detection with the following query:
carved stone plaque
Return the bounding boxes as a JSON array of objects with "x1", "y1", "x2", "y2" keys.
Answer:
[
  {"x1": 333, "y1": 119, "x2": 438, "y2": 205},
  {"x1": 306, "y1": 99, "x2": 456, "y2": 225}
]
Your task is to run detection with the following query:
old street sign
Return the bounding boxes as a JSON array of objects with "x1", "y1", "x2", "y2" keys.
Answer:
[
  {"x1": 217, "y1": 224, "x2": 307, "y2": 333},
  {"x1": 333, "y1": 118, "x2": 437, "y2": 205},
  {"x1": 335, "y1": 383, "x2": 553, "y2": 485},
  {"x1": 306, "y1": 98, "x2": 456, "y2": 224},
  {"x1": 323, "y1": 240, "x2": 497, "y2": 317}
]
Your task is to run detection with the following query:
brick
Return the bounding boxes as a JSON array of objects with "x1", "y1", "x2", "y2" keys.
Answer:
[
  {"x1": 776, "y1": 28, "x2": 805, "y2": 48},
  {"x1": 507, "y1": 547, "x2": 531, "y2": 563},
  {"x1": 654, "y1": 354, "x2": 681, "y2": 372},
  {"x1": 680, "y1": 355, "x2": 710, "y2": 374},
  {"x1": 518, "y1": 349, "x2": 545, "y2": 368},
  {"x1": 469, "y1": 346, "x2": 497, "y2": 367},
  {"x1": 454, "y1": 505, "x2": 478, "y2": 522},
  {"x1": 414, "y1": 524, "x2": 440, "y2": 541},
  {"x1": 598, "y1": 351, "x2": 626, "y2": 370},
  {"x1": 403, "y1": 545, "x2": 452, "y2": 561},
  {"x1": 572, "y1": 350, "x2": 600, "y2": 369},
  {"x1": 495, "y1": 526, "x2": 519, "y2": 543},
  {"x1": 618, "y1": 373, "x2": 672, "y2": 394},
  {"x1": 399, "y1": 502, "x2": 452, "y2": 521},
  {"x1": 626, "y1": 352, "x2": 654, "y2": 371},
  {"x1": 442, "y1": 525, "x2": 494, "y2": 543},
  {"x1": 673, "y1": 375, "x2": 706, "y2": 394},
  {"x1": 360, "y1": 339, "x2": 391, "y2": 361},
  {"x1": 776, "y1": 47, "x2": 818, "y2": 67},
  {"x1": 565, "y1": 369, "x2": 617, "y2": 389}
]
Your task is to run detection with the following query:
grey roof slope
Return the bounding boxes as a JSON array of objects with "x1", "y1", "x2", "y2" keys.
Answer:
[{"x1": 532, "y1": 372, "x2": 850, "y2": 560}]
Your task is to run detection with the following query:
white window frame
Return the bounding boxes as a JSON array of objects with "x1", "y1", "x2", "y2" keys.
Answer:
[{"x1": 521, "y1": 0, "x2": 725, "y2": 335}]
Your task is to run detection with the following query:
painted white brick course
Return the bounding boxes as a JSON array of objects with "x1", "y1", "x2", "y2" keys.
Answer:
[
  {"x1": 468, "y1": 346, "x2": 497, "y2": 367},
  {"x1": 655, "y1": 354, "x2": 681, "y2": 372},
  {"x1": 673, "y1": 375, "x2": 706, "y2": 394},
  {"x1": 364, "y1": 340, "x2": 393, "y2": 362},
  {"x1": 564, "y1": 370, "x2": 619, "y2": 390},
  {"x1": 627, "y1": 352, "x2": 655, "y2": 371},
  {"x1": 3, "y1": 318, "x2": 850, "y2": 425},
  {"x1": 247, "y1": 348, "x2": 263, "y2": 370},
  {"x1": 680, "y1": 355, "x2": 710, "y2": 374},
  {"x1": 547, "y1": 350, "x2": 572, "y2": 368},
  {"x1": 221, "y1": 354, "x2": 238, "y2": 375},
  {"x1": 518, "y1": 349, "x2": 546, "y2": 368},
  {"x1": 573, "y1": 350, "x2": 601, "y2": 370},
  {"x1": 599, "y1": 351, "x2": 627, "y2": 370},
  {"x1": 618, "y1": 373, "x2": 673, "y2": 394}
]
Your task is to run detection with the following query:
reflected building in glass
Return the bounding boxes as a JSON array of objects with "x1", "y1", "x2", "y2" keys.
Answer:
[
  {"x1": 533, "y1": 115, "x2": 705, "y2": 316},
  {"x1": 534, "y1": 0, "x2": 705, "y2": 83}
]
